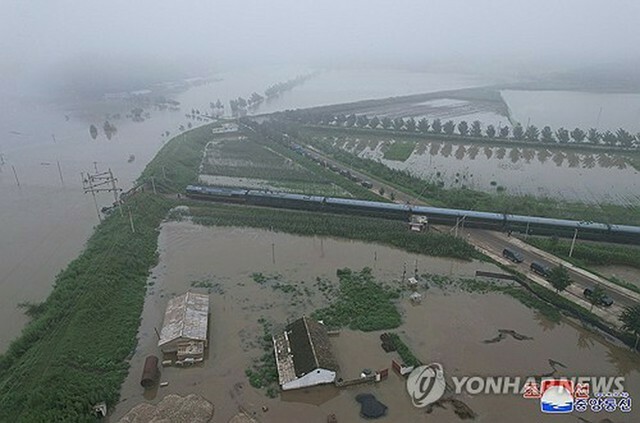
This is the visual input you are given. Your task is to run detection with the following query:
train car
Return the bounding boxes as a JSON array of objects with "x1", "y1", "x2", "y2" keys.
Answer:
[
  {"x1": 324, "y1": 197, "x2": 412, "y2": 220},
  {"x1": 245, "y1": 190, "x2": 326, "y2": 211},
  {"x1": 185, "y1": 185, "x2": 249, "y2": 203}
]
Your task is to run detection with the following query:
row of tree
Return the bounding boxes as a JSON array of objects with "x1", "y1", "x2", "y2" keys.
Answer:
[
  {"x1": 88, "y1": 121, "x2": 118, "y2": 140},
  {"x1": 294, "y1": 112, "x2": 639, "y2": 148},
  {"x1": 264, "y1": 72, "x2": 317, "y2": 98}
]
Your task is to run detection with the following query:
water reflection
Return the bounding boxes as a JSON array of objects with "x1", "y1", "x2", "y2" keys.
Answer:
[{"x1": 334, "y1": 136, "x2": 640, "y2": 204}]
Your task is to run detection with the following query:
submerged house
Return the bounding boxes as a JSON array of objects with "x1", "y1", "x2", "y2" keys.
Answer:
[
  {"x1": 158, "y1": 292, "x2": 209, "y2": 360},
  {"x1": 273, "y1": 316, "x2": 338, "y2": 391}
]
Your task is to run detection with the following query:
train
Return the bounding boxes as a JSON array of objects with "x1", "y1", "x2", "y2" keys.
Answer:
[{"x1": 185, "y1": 185, "x2": 640, "y2": 244}]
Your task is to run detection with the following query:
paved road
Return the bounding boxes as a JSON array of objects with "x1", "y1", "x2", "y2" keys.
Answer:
[{"x1": 302, "y1": 142, "x2": 638, "y2": 324}]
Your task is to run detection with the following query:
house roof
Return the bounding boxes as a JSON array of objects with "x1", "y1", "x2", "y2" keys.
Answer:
[
  {"x1": 158, "y1": 292, "x2": 209, "y2": 347},
  {"x1": 286, "y1": 316, "x2": 338, "y2": 377}
]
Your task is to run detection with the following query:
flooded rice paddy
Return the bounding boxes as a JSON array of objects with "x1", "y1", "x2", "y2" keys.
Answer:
[
  {"x1": 113, "y1": 221, "x2": 640, "y2": 422},
  {"x1": 333, "y1": 136, "x2": 640, "y2": 204}
]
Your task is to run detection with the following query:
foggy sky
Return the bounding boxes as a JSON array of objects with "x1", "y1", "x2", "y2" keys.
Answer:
[{"x1": 2, "y1": 0, "x2": 639, "y2": 94}]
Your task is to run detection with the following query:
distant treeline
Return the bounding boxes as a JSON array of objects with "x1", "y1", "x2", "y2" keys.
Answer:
[{"x1": 284, "y1": 111, "x2": 639, "y2": 149}]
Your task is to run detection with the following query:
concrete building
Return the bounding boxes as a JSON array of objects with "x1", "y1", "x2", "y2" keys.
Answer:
[
  {"x1": 273, "y1": 316, "x2": 338, "y2": 391},
  {"x1": 158, "y1": 292, "x2": 209, "y2": 359}
]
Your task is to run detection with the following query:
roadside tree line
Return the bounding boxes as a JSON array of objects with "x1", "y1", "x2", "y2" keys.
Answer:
[{"x1": 288, "y1": 111, "x2": 640, "y2": 149}]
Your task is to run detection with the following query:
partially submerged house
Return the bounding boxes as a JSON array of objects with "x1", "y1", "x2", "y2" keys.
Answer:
[
  {"x1": 273, "y1": 316, "x2": 338, "y2": 391},
  {"x1": 158, "y1": 292, "x2": 209, "y2": 360}
]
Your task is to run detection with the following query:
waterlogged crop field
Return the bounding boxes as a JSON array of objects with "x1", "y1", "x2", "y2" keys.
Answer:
[
  {"x1": 200, "y1": 134, "x2": 349, "y2": 196},
  {"x1": 321, "y1": 133, "x2": 640, "y2": 205}
]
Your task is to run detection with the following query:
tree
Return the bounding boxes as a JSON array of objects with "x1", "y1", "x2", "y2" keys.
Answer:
[
  {"x1": 470, "y1": 120, "x2": 482, "y2": 137},
  {"x1": 512, "y1": 123, "x2": 524, "y2": 140},
  {"x1": 345, "y1": 114, "x2": 357, "y2": 128},
  {"x1": 443, "y1": 120, "x2": 456, "y2": 135},
  {"x1": 356, "y1": 115, "x2": 369, "y2": 128},
  {"x1": 616, "y1": 128, "x2": 634, "y2": 148},
  {"x1": 570, "y1": 128, "x2": 586, "y2": 143},
  {"x1": 602, "y1": 130, "x2": 617, "y2": 146},
  {"x1": 431, "y1": 118, "x2": 442, "y2": 134},
  {"x1": 499, "y1": 125, "x2": 510, "y2": 139},
  {"x1": 524, "y1": 125, "x2": 540, "y2": 142},
  {"x1": 405, "y1": 117, "x2": 416, "y2": 132},
  {"x1": 417, "y1": 118, "x2": 430, "y2": 133},
  {"x1": 485, "y1": 124, "x2": 496, "y2": 138},
  {"x1": 555, "y1": 127, "x2": 570, "y2": 143},
  {"x1": 381, "y1": 117, "x2": 393, "y2": 129},
  {"x1": 620, "y1": 304, "x2": 640, "y2": 351},
  {"x1": 378, "y1": 187, "x2": 385, "y2": 196},
  {"x1": 369, "y1": 116, "x2": 380, "y2": 129},
  {"x1": 393, "y1": 118, "x2": 405, "y2": 131},
  {"x1": 587, "y1": 128, "x2": 600, "y2": 144},
  {"x1": 89, "y1": 124, "x2": 98, "y2": 140},
  {"x1": 548, "y1": 266, "x2": 571, "y2": 293},
  {"x1": 540, "y1": 126, "x2": 555, "y2": 143},
  {"x1": 588, "y1": 285, "x2": 607, "y2": 311},
  {"x1": 457, "y1": 121, "x2": 469, "y2": 136}
]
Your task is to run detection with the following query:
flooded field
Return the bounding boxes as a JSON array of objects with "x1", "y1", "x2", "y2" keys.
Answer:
[
  {"x1": 0, "y1": 67, "x2": 502, "y2": 349},
  {"x1": 113, "y1": 222, "x2": 640, "y2": 422},
  {"x1": 502, "y1": 90, "x2": 640, "y2": 133},
  {"x1": 331, "y1": 136, "x2": 640, "y2": 204}
]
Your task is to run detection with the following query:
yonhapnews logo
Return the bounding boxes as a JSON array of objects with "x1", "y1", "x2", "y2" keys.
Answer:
[{"x1": 406, "y1": 363, "x2": 447, "y2": 407}]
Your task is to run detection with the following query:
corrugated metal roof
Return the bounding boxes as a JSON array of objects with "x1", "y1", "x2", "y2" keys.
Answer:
[{"x1": 158, "y1": 292, "x2": 209, "y2": 347}]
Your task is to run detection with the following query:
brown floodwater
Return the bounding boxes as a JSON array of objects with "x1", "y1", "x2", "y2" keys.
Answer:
[{"x1": 112, "y1": 221, "x2": 640, "y2": 422}]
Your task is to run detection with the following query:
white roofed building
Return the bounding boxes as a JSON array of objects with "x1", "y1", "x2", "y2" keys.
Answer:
[{"x1": 158, "y1": 292, "x2": 209, "y2": 358}]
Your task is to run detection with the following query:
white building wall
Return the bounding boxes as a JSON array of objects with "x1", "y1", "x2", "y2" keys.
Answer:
[{"x1": 282, "y1": 368, "x2": 336, "y2": 391}]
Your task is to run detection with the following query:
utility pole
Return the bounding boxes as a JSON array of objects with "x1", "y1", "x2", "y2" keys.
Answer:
[
  {"x1": 128, "y1": 207, "x2": 135, "y2": 233},
  {"x1": 151, "y1": 176, "x2": 157, "y2": 195},
  {"x1": 82, "y1": 168, "x2": 123, "y2": 222},
  {"x1": 569, "y1": 228, "x2": 578, "y2": 258},
  {"x1": 57, "y1": 160, "x2": 65, "y2": 186},
  {"x1": 11, "y1": 165, "x2": 20, "y2": 187}
]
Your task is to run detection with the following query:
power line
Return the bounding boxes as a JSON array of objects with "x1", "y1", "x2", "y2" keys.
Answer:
[{"x1": 81, "y1": 168, "x2": 123, "y2": 222}]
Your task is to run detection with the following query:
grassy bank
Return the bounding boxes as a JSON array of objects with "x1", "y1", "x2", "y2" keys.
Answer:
[
  {"x1": 297, "y1": 128, "x2": 640, "y2": 225},
  {"x1": 0, "y1": 194, "x2": 172, "y2": 422},
  {"x1": 184, "y1": 202, "x2": 481, "y2": 261}
]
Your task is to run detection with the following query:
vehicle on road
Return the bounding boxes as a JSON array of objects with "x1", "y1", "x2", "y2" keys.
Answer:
[
  {"x1": 583, "y1": 287, "x2": 614, "y2": 307},
  {"x1": 503, "y1": 248, "x2": 524, "y2": 263},
  {"x1": 361, "y1": 180, "x2": 373, "y2": 189},
  {"x1": 530, "y1": 261, "x2": 551, "y2": 278}
]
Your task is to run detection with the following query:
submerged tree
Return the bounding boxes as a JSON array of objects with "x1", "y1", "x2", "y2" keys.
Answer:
[
  {"x1": 570, "y1": 127, "x2": 586, "y2": 143},
  {"x1": 89, "y1": 124, "x2": 98, "y2": 140},
  {"x1": 417, "y1": 118, "x2": 430, "y2": 133},
  {"x1": 457, "y1": 120, "x2": 469, "y2": 136},
  {"x1": 540, "y1": 126, "x2": 555, "y2": 143},
  {"x1": 381, "y1": 117, "x2": 393, "y2": 129},
  {"x1": 524, "y1": 125, "x2": 539, "y2": 142},
  {"x1": 616, "y1": 128, "x2": 635, "y2": 148},
  {"x1": 405, "y1": 117, "x2": 416, "y2": 132},
  {"x1": 556, "y1": 127, "x2": 569, "y2": 143},
  {"x1": 431, "y1": 118, "x2": 442, "y2": 134},
  {"x1": 485, "y1": 124, "x2": 496, "y2": 138},
  {"x1": 499, "y1": 125, "x2": 510, "y2": 139},
  {"x1": 443, "y1": 120, "x2": 456, "y2": 135},
  {"x1": 393, "y1": 117, "x2": 405, "y2": 131},
  {"x1": 602, "y1": 130, "x2": 617, "y2": 146},
  {"x1": 512, "y1": 123, "x2": 524, "y2": 140},
  {"x1": 470, "y1": 120, "x2": 482, "y2": 137},
  {"x1": 369, "y1": 116, "x2": 380, "y2": 129},
  {"x1": 587, "y1": 128, "x2": 601, "y2": 144}
]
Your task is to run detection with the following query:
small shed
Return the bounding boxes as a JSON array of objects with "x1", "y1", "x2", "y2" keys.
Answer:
[
  {"x1": 409, "y1": 292, "x2": 423, "y2": 304},
  {"x1": 407, "y1": 277, "x2": 419, "y2": 290},
  {"x1": 158, "y1": 292, "x2": 209, "y2": 358}
]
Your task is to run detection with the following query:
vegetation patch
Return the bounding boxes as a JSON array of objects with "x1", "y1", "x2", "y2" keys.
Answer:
[
  {"x1": 383, "y1": 141, "x2": 416, "y2": 161},
  {"x1": 188, "y1": 202, "x2": 481, "y2": 261},
  {"x1": 245, "y1": 318, "x2": 279, "y2": 398},
  {"x1": 380, "y1": 333, "x2": 421, "y2": 367},
  {"x1": 313, "y1": 268, "x2": 401, "y2": 331}
]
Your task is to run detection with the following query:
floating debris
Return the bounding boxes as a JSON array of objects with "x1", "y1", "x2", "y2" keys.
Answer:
[{"x1": 483, "y1": 329, "x2": 533, "y2": 344}]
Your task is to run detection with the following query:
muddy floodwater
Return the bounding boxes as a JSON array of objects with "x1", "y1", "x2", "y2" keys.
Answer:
[
  {"x1": 335, "y1": 137, "x2": 640, "y2": 204},
  {"x1": 113, "y1": 222, "x2": 640, "y2": 422}
]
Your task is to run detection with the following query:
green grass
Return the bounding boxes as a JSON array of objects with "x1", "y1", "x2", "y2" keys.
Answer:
[
  {"x1": 313, "y1": 268, "x2": 401, "y2": 331},
  {"x1": 382, "y1": 333, "x2": 421, "y2": 367},
  {"x1": 0, "y1": 194, "x2": 172, "y2": 422},
  {"x1": 383, "y1": 141, "x2": 416, "y2": 161},
  {"x1": 187, "y1": 202, "x2": 481, "y2": 261},
  {"x1": 245, "y1": 318, "x2": 279, "y2": 398}
]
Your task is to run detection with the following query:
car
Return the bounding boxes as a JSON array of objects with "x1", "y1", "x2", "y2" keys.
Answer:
[
  {"x1": 361, "y1": 181, "x2": 373, "y2": 189},
  {"x1": 502, "y1": 248, "x2": 524, "y2": 263},
  {"x1": 530, "y1": 261, "x2": 551, "y2": 278},
  {"x1": 583, "y1": 287, "x2": 614, "y2": 307}
]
